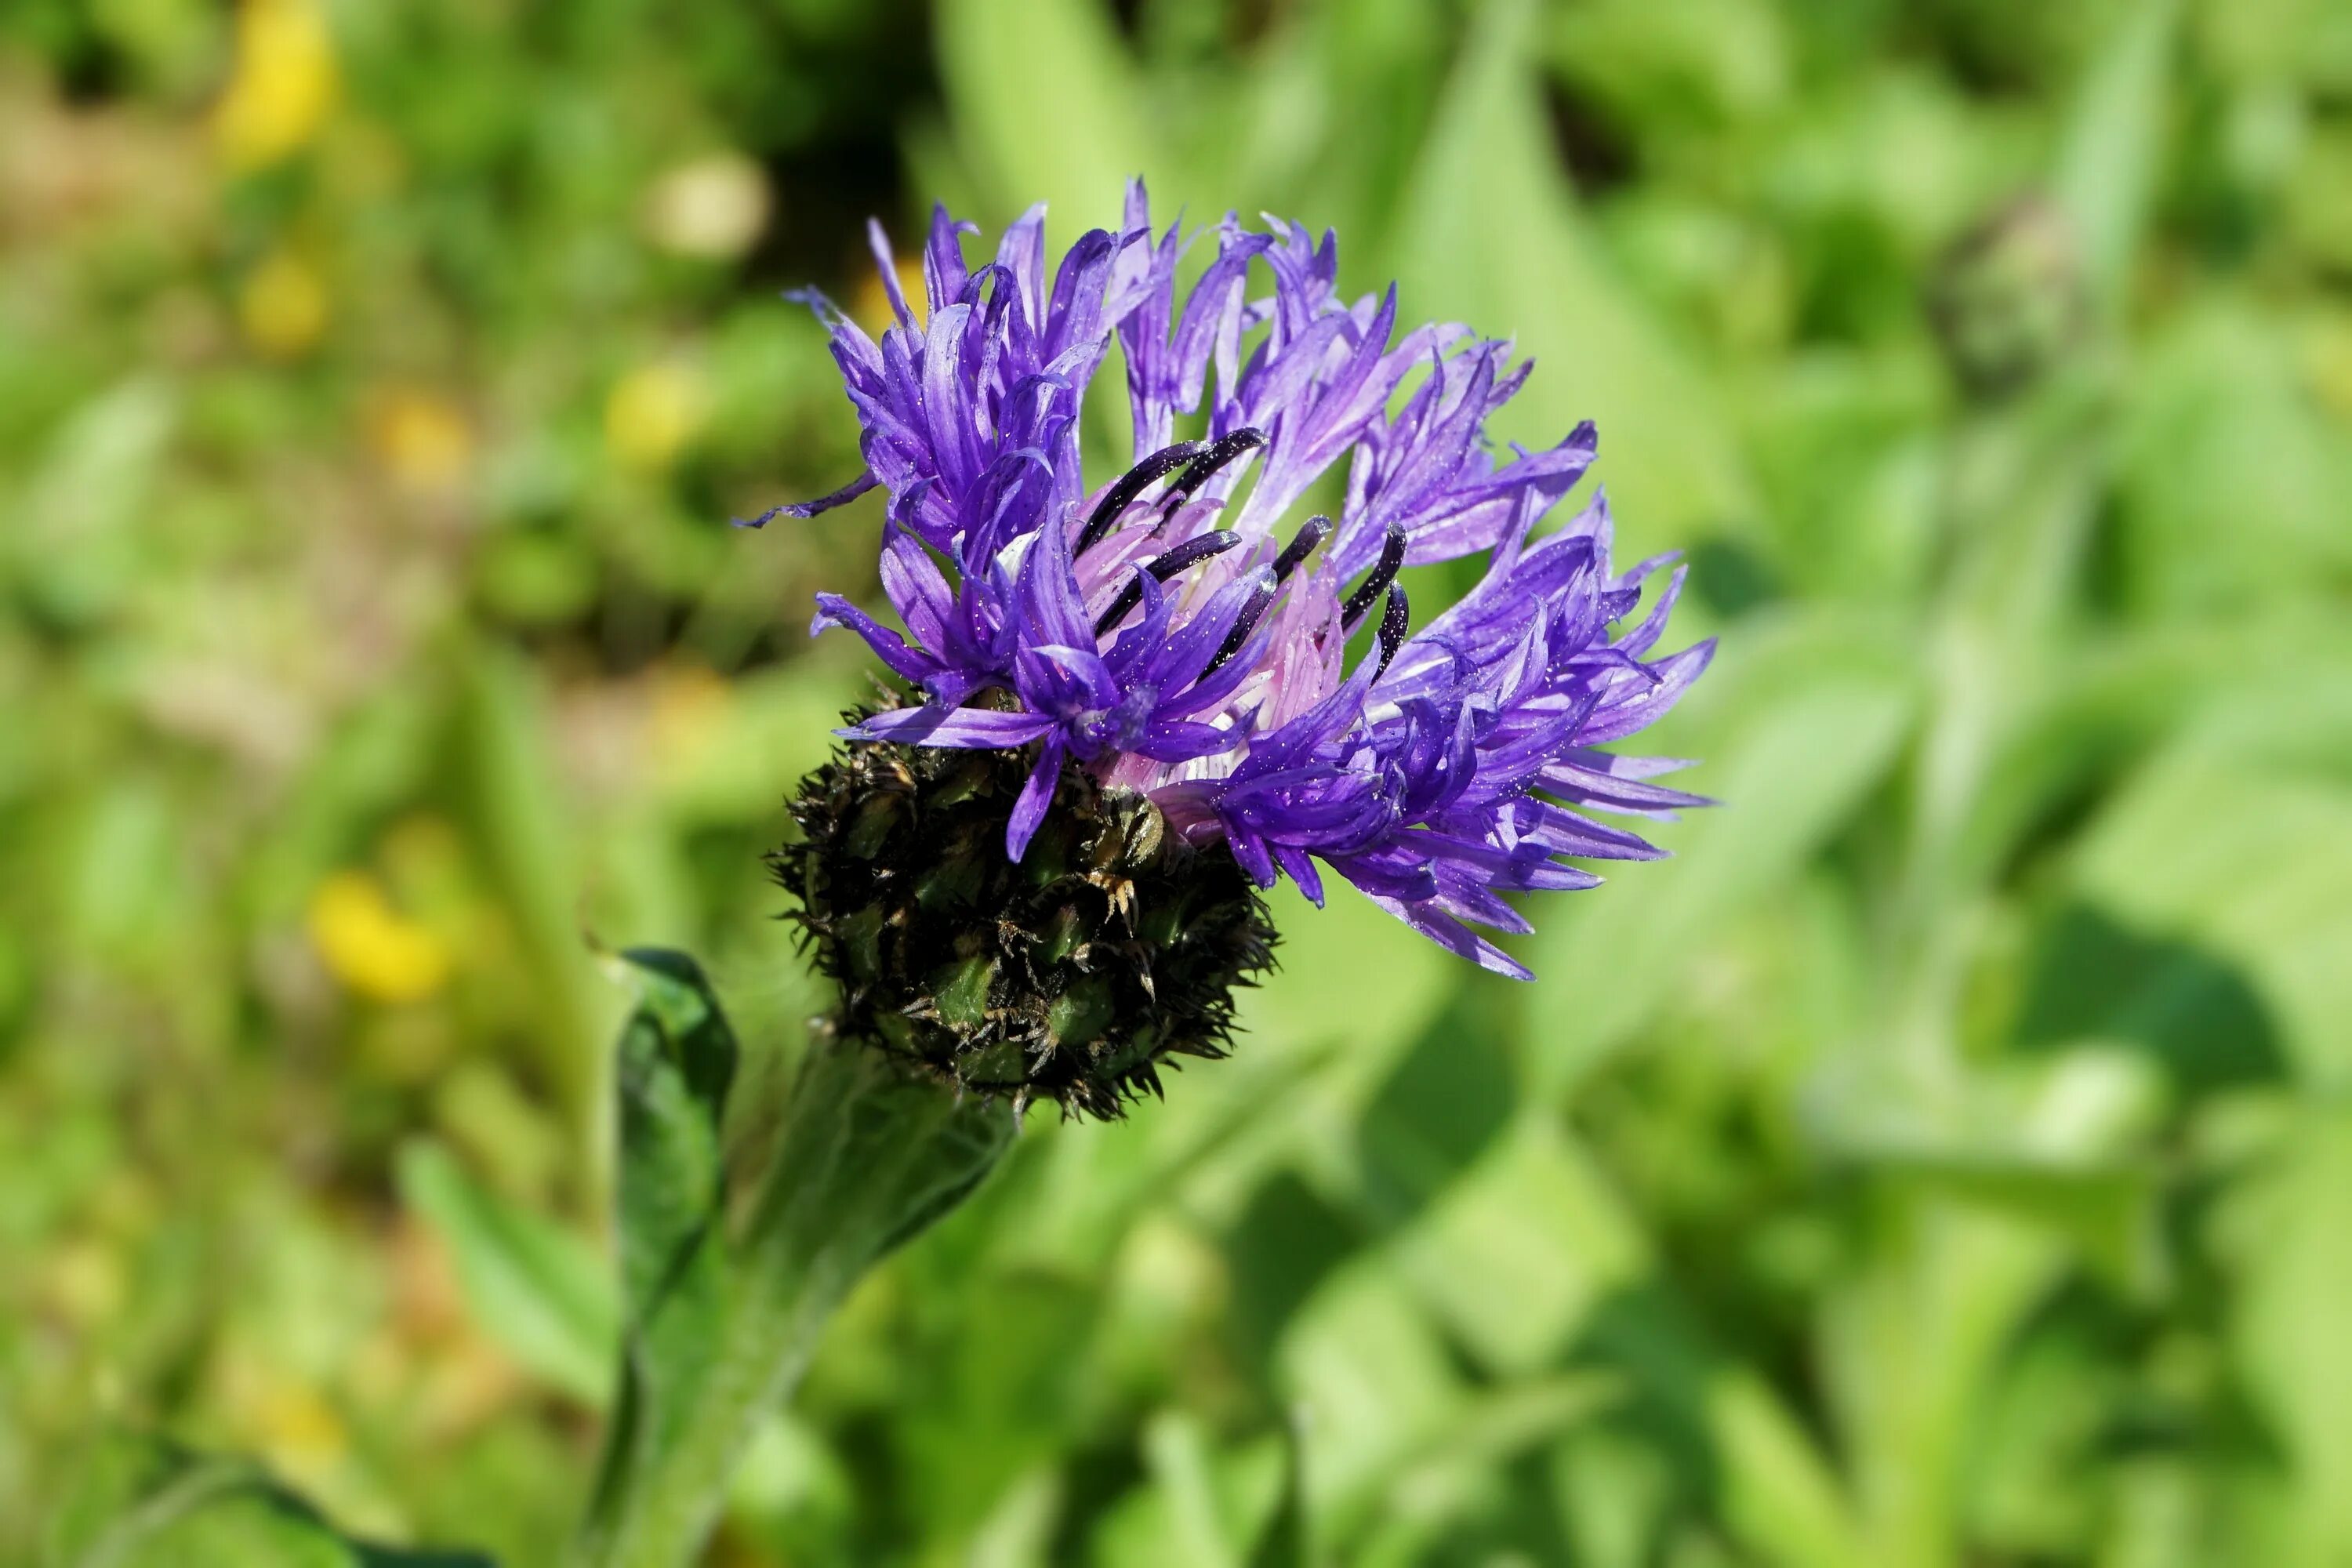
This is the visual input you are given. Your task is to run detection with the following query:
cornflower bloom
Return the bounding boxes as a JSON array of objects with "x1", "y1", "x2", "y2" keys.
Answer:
[{"x1": 756, "y1": 183, "x2": 1711, "y2": 1112}]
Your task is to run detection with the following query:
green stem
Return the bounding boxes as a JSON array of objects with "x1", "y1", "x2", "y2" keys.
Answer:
[{"x1": 573, "y1": 1043, "x2": 1015, "y2": 1568}]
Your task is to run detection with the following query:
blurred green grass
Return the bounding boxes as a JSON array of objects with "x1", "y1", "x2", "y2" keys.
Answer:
[{"x1": 5, "y1": 0, "x2": 2352, "y2": 1563}]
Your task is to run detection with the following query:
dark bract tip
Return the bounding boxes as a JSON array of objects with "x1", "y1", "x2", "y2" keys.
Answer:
[{"x1": 771, "y1": 711, "x2": 1279, "y2": 1121}]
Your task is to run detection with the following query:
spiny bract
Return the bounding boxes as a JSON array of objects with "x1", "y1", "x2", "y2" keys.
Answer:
[{"x1": 771, "y1": 704, "x2": 1278, "y2": 1120}]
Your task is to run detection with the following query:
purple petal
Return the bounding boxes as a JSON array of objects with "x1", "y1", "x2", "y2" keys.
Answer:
[
  {"x1": 810, "y1": 593, "x2": 938, "y2": 687},
  {"x1": 1005, "y1": 737, "x2": 1065, "y2": 861},
  {"x1": 848, "y1": 705, "x2": 1055, "y2": 748},
  {"x1": 735, "y1": 471, "x2": 879, "y2": 528}
]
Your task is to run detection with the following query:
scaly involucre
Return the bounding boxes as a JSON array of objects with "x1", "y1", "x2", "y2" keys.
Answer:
[{"x1": 752, "y1": 183, "x2": 1713, "y2": 978}]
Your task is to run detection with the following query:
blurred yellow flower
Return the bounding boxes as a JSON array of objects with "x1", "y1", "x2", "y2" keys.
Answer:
[
  {"x1": 213, "y1": 0, "x2": 339, "y2": 172},
  {"x1": 604, "y1": 361, "x2": 706, "y2": 471},
  {"x1": 42, "y1": 1239, "x2": 125, "y2": 1328},
  {"x1": 2303, "y1": 311, "x2": 2352, "y2": 423},
  {"x1": 851, "y1": 256, "x2": 929, "y2": 337},
  {"x1": 650, "y1": 660, "x2": 731, "y2": 774},
  {"x1": 255, "y1": 1382, "x2": 350, "y2": 1477},
  {"x1": 366, "y1": 385, "x2": 474, "y2": 492},
  {"x1": 307, "y1": 871, "x2": 451, "y2": 1004},
  {"x1": 239, "y1": 249, "x2": 328, "y2": 358},
  {"x1": 642, "y1": 151, "x2": 772, "y2": 260}
]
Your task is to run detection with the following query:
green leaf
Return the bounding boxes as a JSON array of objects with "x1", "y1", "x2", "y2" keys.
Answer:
[
  {"x1": 455, "y1": 650, "x2": 604, "y2": 1123},
  {"x1": 2012, "y1": 903, "x2": 2288, "y2": 1096},
  {"x1": 933, "y1": 0, "x2": 1152, "y2": 231},
  {"x1": 578, "y1": 966, "x2": 1016, "y2": 1568},
  {"x1": 1820, "y1": 1196, "x2": 2078, "y2": 1567},
  {"x1": 1275, "y1": 1265, "x2": 1466, "y2": 1532},
  {"x1": 1576, "y1": 1282, "x2": 1868, "y2": 1568},
  {"x1": 1352, "y1": 979, "x2": 1519, "y2": 1227},
  {"x1": 2114, "y1": 301, "x2": 2352, "y2": 612},
  {"x1": 395, "y1": 1140, "x2": 618, "y2": 1404},
  {"x1": 48, "y1": 1432, "x2": 494, "y2": 1568},
  {"x1": 2071, "y1": 746, "x2": 2352, "y2": 1084},
  {"x1": 1379, "y1": 1374, "x2": 1623, "y2": 1537},
  {"x1": 2213, "y1": 1108, "x2": 2352, "y2": 1557},
  {"x1": 1246, "y1": 880, "x2": 1457, "y2": 1076},
  {"x1": 588, "y1": 947, "x2": 742, "y2": 1515},
  {"x1": 1242, "y1": 1412, "x2": 1310, "y2": 1568},
  {"x1": 964, "y1": 1468, "x2": 1063, "y2": 1568},
  {"x1": 10, "y1": 378, "x2": 176, "y2": 629},
  {"x1": 1394, "y1": 0, "x2": 1755, "y2": 556},
  {"x1": 1390, "y1": 1114, "x2": 1647, "y2": 1375},
  {"x1": 1524, "y1": 609, "x2": 1917, "y2": 1096},
  {"x1": 1707, "y1": 1371, "x2": 1870, "y2": 1568},
  {"x1": 1552, "y1": 1431, "x2": 1674, "y2": 1568},
  {"x1": 1087, "y1": 1422, "x2": 1287, "y2": 1568},
  {"x1": 1802, "y1": 1047, "x2": 2168, "y2": 1289},
  {"x1": 1142, "y1": 1411, "x2": 1247, "y2": 1568},
  {"x1": 1965, "y1": 1322, "x2": 2132, "y2": 1555},
  {"x1": 607, "y1": 947, "x2": 737, "y2": 1328},
  {"x1": 1549, "y1": 0, "x2": 1792, "y2": 135},
  {"x1": 2051, "y1": 0, "x2": 2183, "y2": 314}
]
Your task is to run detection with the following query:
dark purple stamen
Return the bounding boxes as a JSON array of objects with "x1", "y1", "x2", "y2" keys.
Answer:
[
  {"x1": 1203, "y1": 568, "x2": 1279, "y2": 677},
  {"x1": 1272, "y1": 515, "x2": 1330, "y2": 584},
  {"x1": 1155, "y1": 427, "x2": 1267, "y2": 521},
  {"x1": 1373, "y1": 585, "x2": 1410, "y2": 680},
  {"x1": 1076, "y1": 439, "x2": 1206, "y2": 555},
  {"x1": 1093, "y1": 530, "x2": 1243, "y2": 637},
  {"x1": 1342, "y1": 523, "x2": 1407, "y2": 631}
]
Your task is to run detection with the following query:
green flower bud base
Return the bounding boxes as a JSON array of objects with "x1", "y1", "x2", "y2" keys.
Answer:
[
  {"x1": 772, "y1": 718, "x2": 1280, "y2": 1120},
  {"x1": 575, "y1": 720, "x2": 1280, "y2": 1566}
]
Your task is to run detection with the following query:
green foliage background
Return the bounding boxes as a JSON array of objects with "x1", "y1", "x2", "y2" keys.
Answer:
[{"x1": 7, "y1": 0, "x2": 2352, "y2": 1563}]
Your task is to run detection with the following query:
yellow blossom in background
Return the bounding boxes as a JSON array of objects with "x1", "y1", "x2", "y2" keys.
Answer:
[
  {"x1": 213, "y1": 0, "x2": 339, "y2": 172},
  {"x1": 307, "y1": 871, "x2": 451, "y2": 1004},
  {"x1": 649, "y1": 660, "x2": 731, "y2": 779},
  {"x1": 604, "y1": 361, "x2": 706, "y2": 471},
  {"x1": 239, "y1": 248, "x2": 328, "y2": 358},
  {"x1": 42, "y1": 1239, "x2": 125, "y2": 1330},
  {"x1": 2303, "y1": 311, "x2": 2352, "y2": 423},
  {"x1": 642, "y1": 151, "x2": 771, "y2": 260},
  {"x1": 851, "y1": 256, "x2": 929, "y2": 338},
  {"x1": 366, "y1": 384, "x2": 474, "y2": 493},
  {"x1": 255, "y1": 1382, "x2": 350, "y2": 1479},
  {"x1": 211, "y1": 1348, "x2": 357, "y2": 1502}
]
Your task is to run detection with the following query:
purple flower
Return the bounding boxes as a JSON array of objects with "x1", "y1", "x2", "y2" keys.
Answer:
[{"x1": 750, "y1": 183, "x2": 1713, "y2": 978}]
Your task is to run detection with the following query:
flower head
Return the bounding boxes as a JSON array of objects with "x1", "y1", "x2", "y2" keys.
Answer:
[{"x1": 755, "y1": 183, "x2": 1712, "y2": 980}]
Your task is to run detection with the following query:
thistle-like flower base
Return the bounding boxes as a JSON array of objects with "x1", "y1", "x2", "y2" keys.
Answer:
[
  {"x1": 574, "y1": 724, "x2": 1281, "y2": 1563},
  {"x1": 771, "y1": 710, "x2": 1279, "y2": 1120}
]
